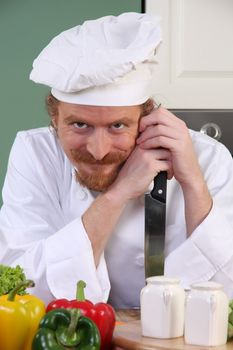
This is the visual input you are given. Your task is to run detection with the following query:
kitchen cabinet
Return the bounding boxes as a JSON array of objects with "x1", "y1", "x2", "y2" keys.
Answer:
[{"x1": 145, "y1": 0, "x2": 233, "y2": 109}]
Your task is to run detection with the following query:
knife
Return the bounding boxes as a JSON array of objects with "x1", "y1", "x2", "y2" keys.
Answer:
[{"x1": 145, "y1": 171, "x2": 167, "y2": 278}]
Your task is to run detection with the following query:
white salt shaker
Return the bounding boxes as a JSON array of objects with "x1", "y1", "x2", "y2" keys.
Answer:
[
  {"x1": 184, "y1": 281, "x2": 228, "y2": 346},
  {"x1": 140, "y1": 276, "x2": 185, "y2": 338}
]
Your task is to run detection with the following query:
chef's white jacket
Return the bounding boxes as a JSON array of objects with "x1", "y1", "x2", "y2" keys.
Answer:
[{"x1": 0, "y1": 127, "x2": 233, "y2": 307}]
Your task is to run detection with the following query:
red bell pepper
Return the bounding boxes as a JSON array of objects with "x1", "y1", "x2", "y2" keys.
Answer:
[{"x1": 46, "y1": 280, "x2": 115, "y2": 350}]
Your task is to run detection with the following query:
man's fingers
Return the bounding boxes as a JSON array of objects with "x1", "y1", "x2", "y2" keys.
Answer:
[
  {"x1": 139, "y1": 107, "x2": 186, "y2": 132},
  {"x1": 137, "y1": 124, "x2": 181, "y2": 144},
  {"x1": 152, "y1": 148, "x2": 171, "y2": 161},
  {"x1": 138, "y1": 136, "x2": 177, "y2": 151}
]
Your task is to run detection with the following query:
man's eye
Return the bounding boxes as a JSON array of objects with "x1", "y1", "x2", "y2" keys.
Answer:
[
  {"x1": 73, "y1": 122, "x2": 88, "y2": 129},
  {"x1": 111, "y1": 123, "x2": 125, "y2": 130}
]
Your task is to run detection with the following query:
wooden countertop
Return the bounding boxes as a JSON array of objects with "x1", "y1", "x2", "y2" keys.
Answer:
[{"x1": 113, "y1": 310, "x2": 233, "y2": 350}]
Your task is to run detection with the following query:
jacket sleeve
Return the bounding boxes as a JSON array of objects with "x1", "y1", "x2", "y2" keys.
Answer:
[
  {"x1": 0, "y1": 131, "x2": 110, "y2": 304},
  {"x1": 165, "y1": 139, "x2": 233, "y2": 298}
]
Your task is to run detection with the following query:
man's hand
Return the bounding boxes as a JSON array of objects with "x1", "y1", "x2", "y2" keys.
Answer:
[
  {"x1": 108, "y1": 145, "x2": 171, "y2": 202},
  {"x1": 136, "y1": 106, "x2": 212, "y2": 235},
  {"x1": 109, "y1": 106, "x2": 203, "y2": 202},
  {"x1": 137, "y1": 107, "x2": 203, "y2": 189}
]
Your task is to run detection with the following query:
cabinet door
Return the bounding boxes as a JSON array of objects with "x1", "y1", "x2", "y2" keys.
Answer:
[{"x1": 146, "y1": 0, "x2": 233, "y2": 108}]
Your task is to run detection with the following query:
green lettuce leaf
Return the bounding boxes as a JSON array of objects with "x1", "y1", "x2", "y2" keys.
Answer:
[{"x1": 0, "y1": 264, "x2": 27, "y2": 296}]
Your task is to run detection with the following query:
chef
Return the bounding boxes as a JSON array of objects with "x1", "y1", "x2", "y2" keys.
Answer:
[{"x1": 0, "y1": 12, "x2": 233, "y2": 307}]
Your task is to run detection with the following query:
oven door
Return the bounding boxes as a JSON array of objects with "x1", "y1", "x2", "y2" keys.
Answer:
[{"x1": 169, "y1": 109, "x2": 233, "y2": 155}]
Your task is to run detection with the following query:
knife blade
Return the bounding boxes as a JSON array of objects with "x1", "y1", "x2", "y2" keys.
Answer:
[{"x1": 145, "y1": 171, "x2": 167, "y2": 278}]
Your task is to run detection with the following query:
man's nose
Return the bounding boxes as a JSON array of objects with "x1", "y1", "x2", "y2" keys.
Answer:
[{"x1": 86, "y1": 129, "x2": 112, "y2": 160}]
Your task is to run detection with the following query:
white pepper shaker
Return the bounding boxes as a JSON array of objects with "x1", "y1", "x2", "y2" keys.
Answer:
[
  {"x1": 184, "y1": 281, "x2": 228, "y2": 346},
  {"x1": 140, "y1": 276, "x2": 185, "y2": 338}
]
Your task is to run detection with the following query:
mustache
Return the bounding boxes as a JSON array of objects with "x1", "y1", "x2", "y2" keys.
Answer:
[{"x1": 71, "y1": 149, "x2": 127, "y2": 165}]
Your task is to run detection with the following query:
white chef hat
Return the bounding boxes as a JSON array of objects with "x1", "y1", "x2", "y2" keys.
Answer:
[{"x1": 30, "y1": 12, "x2": 162, "y2": 106}]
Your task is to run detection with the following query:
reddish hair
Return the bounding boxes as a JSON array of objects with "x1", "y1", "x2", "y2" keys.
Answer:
[{"x1": 46, "y1": 93, "x2": 155, "y2": 120}]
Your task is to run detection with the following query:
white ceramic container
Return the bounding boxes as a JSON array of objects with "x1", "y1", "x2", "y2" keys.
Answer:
[
  {"x1": 184, "y1": 281, "x2": 228, "y2": 346},
  {"x1": 140, "y1": 276, "x2": 185, "y2": 339}
]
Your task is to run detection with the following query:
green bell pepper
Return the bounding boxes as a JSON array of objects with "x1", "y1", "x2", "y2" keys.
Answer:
[{"x1": 32, "y1": 308, "x2": 101, "y2": 350}]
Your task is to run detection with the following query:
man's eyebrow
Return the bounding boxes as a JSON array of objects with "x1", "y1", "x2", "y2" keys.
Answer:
[
  {"x1": 110, "y1": 117, "x2": 133, "y2": 125},
  {"x1": 64, "y1": 115, "x2": 86, "y2": 123},
  {"x1": 63, "y1": 115, "x2": 134, "y2": 125}
]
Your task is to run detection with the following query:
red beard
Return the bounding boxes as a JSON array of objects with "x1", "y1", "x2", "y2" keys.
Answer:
[{"x1": 71, "y1": 149, "x2": 129, "y2": 191}]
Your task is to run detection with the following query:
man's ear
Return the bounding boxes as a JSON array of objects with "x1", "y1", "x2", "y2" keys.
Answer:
[
  {"x1": 51, "y1": 118, "x2": 57, "y2": 129},
  {"x1": 51, "y1": 118, "x2": 58, "y2": 130}
]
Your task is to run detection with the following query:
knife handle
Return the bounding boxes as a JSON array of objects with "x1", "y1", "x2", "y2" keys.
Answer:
[{"x1": 151, "y1": 171, "x2": 167, "y2": 203}]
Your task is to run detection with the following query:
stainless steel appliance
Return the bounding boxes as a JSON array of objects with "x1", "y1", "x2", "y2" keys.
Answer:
[{"x1": 170, "y1": 110, "x2": 233, "y2": 155}]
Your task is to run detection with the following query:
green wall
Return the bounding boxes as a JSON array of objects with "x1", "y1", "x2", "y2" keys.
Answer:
[{"x1": 0, "y1": 0, "x2": 142, "y2": 204}]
